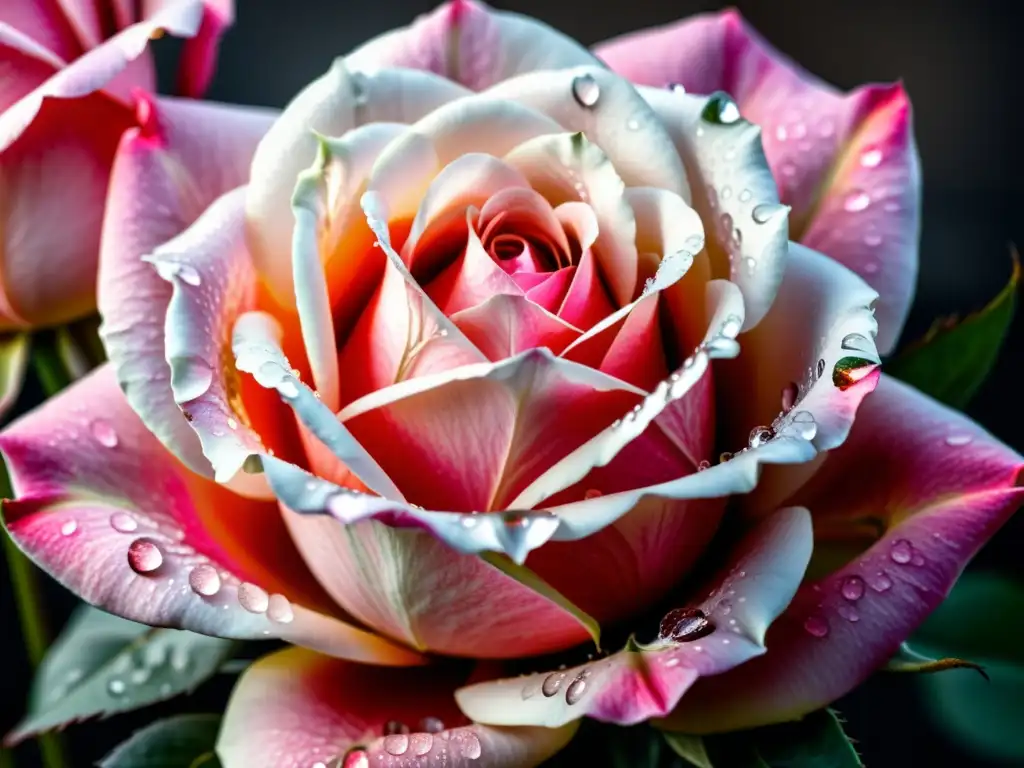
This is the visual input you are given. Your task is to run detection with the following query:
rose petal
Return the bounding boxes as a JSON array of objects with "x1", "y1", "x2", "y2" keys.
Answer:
[
  {"x1": 0, "y1": 0, "x2": 206, "y2": 152},
  {"x1": 0, "y1": 92, "x2": 128, "y2": 330},
  {"x1": 504, "y1": 132, "x2": 638, "y2": 306},
  {"x1": 595, "y1": 10, "x2": 919, "y2": 351},
  {"x1": 0, "y1": 366, "x2": 424, "y2": 665},
  {"x1": 455, "y1": 507, "x2": 813, "y2": 726},
  {"x1": 175, "y1": 0, "x2": 233, "y2": 98},
  {"x1": 99, "y1": 93, "x2": 276, "y2": 478},
  {"x1": 717, "y1": 243, "x2": 880, "y2": 514},
  {"x1": 639, "y1": 87, "x2": 789, "y2": 330},
  {"x1": 346, "y1": 0, "x2": 597, "y2": 92},
  {"x1": 246, "y1": 61, "x2": 470, "y2": 305},
  {"x1": 663, "y1": 377, "x2": 1024, "y2": 732},
  {"x1": 0, "y1": 333, "x2": 29, "y2": 420},
  {"x1": 452, "y1": 295, "x2": 581, "y2": 361},
  {"x1": 0, "y1": 25, "x2": 65, "y2": 114},
  {"x1": 0, "y1": 1, "x2": 80, "y2": 63},
  {"x1": 217, "y1": 647, "x2": 578, "y2": 768},
  {"x1": 486, "y1": 66, "x2": 690, "y2": 206}
]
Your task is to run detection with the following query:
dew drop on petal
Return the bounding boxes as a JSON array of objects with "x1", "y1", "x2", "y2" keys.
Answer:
[
  {"x1": 837, "y1": 604, "x2": 860, "y2": 622},
  {"x1": 461, "y1": 732, "x2": 482, "y2": 760},
  {"x1": 342, "y1": 753, "x2": 368, "y2": 768},
  {"x1": 565, "y1": 674, "x2": 588, "y2": 705},
  {"x1": 60, "y1": 519, "x2": 78, "y2": 537},
  {"x1": 864, "y1": 232, "x2": 883, "y2": 247},
  {"x1": 169, "y1": 356, "x2": 213, "y2": 401},
  {"x1": 107, "y1": 679, "x2": 126, "y2": 697},
  {"x1": 383, "y1": 734, "x2": 409, "y2": 756},
  {"x1": 843, "y1": 190, "x2": 871, "y2": 212},
  {"x1": 189, "y1": 564, "x2": 221, "y2": 596},
  {"x1": 237, "y1": 582, "x2": 270, "y2": 613},
  {"x1": 752, "y1": 203, "x2": 785, "y2": 224},
  {"x1": 870, "y1": 571, "x2": 893, "y2": 592},
  {"x1": 748, "y1": 426, "x2": 775, "y2": 449},
  {"x1": 541, "y1": 672, "x2": 566, "y2": 697},
  {"x1": 267, "y1": 593, "x2": 294, "y2": 624},
  {"x1": 127, "y1": 538, "x2": 164, "y2": 574},
  {"x1": 911, "y1": 552, "x2": 926, "y2": 567},
  {"x1": 571, "y1": 73, "x2": 600, "y2": 108},
  {"x1": 833, "y1": 356, "x2": 878, "y2": 391},
  {"x1": 890, "y1": 539, "x2": 913, "y2": 564},
  {"x1": 790, "y1": 410, "x2": 818, "y2": 441},
  {"x1": 863, "y1": 260, "x2": 880, "y2": 275},
  {"x1": 668, "y1": 82, "x2": 686, "y2": 94},
  {"x1": 841, "y1": 576, "x2": 865, "y2": 601},
  {"x1": 803, "y1": 615, "x2": 829, "y2": 638},
  {"x1": 90, "y1": 420, "x2": 119, "y2": 448},
  {"x1": 860, "y1": 148, "x2": 883, "y2": 168},
  {"x1": 738, "y1": 188, "x2": 753, "y2": 203},
  {"x1": 420, "y1": 717, "x2": 444, "y2": 734},
  {"x1": 659, "y1": 607, "x2": 715, "y2": 642},
  {"x1": 584, "y1": 489, "x2": 603, "y2": 499},
  {"x1": 701, "y1": 92, "x2": 740, "y2": 124},
  {"x1": 945, "y1": 434, "x2": 973, "y2": 447}
]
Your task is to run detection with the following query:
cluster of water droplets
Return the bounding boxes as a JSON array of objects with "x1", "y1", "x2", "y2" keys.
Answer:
[
  {"x1": 641, "y1": 234, "x2": 703, "y2": 296},
  {"x1": 324, "y1": 717, "x2": 481, "y2": 767},
  {"x1": 103, "y1": 639, "x2": 193, "y2": 702}
]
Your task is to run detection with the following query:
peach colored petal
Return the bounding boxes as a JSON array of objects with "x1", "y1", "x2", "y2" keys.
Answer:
[
  {"x1": 452, "y1": 295, "x2": 581, "y2": 361},
  {"x1": 0, "y1": 1, "x2": 80, "y2": 63}
]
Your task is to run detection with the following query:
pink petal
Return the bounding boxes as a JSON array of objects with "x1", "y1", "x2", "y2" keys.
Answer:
[
  {"x1": 0, "y1": 25, "x2": 64, "y2": 113},
  {"x1": 217, "y1": 647, "x2": 577, "y2": 768},
  {"x1": 456, "y1": 507, "x2": 813, "y2": 726},
  {"x1": 346, "y1": 0, "x2": 597, "y2": 92},
  {"x1": 0, "y1": 92, "x2": 130, "y2": 331},
  {"x1": 595, "y1": 294, "x2": 668, "y2": 391},
  {"x1": 452, "y1": 295, "x2": 580, "y2": 360},
  {"x1": 98, "y1": 94, "x2": 276, "y2": 479},
  {"x1": 174, "y1": 0, "x2": 233, "y2": 97},
  {"x1": 338, "y1": 349, "x2": 642, "y2": 514},
  {"x1": 0, "y1": 0, "x2": 81, "y2": 62},
  {"x1": 0, "y1": 366, "x2": 424, "y2": 665},
  {"x1": 524, "y1": 267, "x2": 575, "y2": 315},
  {"x1": 663, "y1": 376, "x2": 1024, "y2": 732},
  {"x1": 52, "y1": 0, "x2": 105, "y2": 50},
  {"x1": 595, "y1": 10, "x2": 919, "y2": 351},
  {"x1": 247, "y1": 63, "x2": 469, "y2": 306},
  {"x1": 716, "y1": 243, "x2": 880, "y2": 515}
]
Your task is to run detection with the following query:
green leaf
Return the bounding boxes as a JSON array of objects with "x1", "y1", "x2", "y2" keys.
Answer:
[
  {"x1": 887, "y1": 249, "x2": 1018, "y2": 408},
  {"x1": 911, "y1": 572, "x2": 1024, "y2": 763},
  {"x1": 99, "y1": 714, "x2": 222, "y2": 768},
  {"x1": 884, "y1": 642, "x2": 987, "y2": 677},
  {"x1": 481, "y1": 552, "x2": 601, "y2": 651},
  {"x1": 9, "y1": 605, "x2": 235, "y2": 743},
  {"x1": 663, "y1": 732, "x2": 713, "y2": 768},
  {"x1": 0, "y1": 333, "x2": 29, "y2": 417},
  {"x1": 663, "y1": 709, "x2": 862, "y2": 768}
]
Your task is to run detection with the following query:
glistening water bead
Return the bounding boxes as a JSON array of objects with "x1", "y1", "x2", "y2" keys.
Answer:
[
  {"x1": 659, "y1": 607, "x2": 715, "y2": 642},
  {"x1": 571, "y1": 73, "x2": 600, "y2": 108},
  {"x1": 127, "y1": 538, "x2": 164, "y2": 574}
]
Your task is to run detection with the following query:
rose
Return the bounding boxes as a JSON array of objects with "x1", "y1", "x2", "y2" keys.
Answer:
[
  {"x1": 0, "y1": 0, "x2": 270, "y2": 414},
  {"x1": 2, "y1": 2, "x2": 1020, "y2": 766}
]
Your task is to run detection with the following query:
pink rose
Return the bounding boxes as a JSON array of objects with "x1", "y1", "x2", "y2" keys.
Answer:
[{"x1": 3, "y1": 3, "x2": 1021, "y2": 767}]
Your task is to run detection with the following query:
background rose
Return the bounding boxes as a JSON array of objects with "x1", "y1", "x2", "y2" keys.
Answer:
[{"x1": 0, "y1": 3, "x2": 1020, "y2": 767}]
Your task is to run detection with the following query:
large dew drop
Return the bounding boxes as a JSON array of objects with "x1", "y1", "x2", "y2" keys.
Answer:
[
  {"x1": 60, "y1": 520, "x2": 78, "y2": 537},
  {"x1": 541, "y1": 671, "x2": 566, "y2": 697},
  {"x1": 841, "y1": 575, "x2": 865, "y2": 601},
  {"x1": 90, "y1": 419, "x2": 119, "y2": 448},
  {"x1": 383, "y1": 734, "x2": 409, "y2": 756},
  {"x1": 110, "y1": 512, "x2": 139, "y2": 533},
  {"x1": 659, "y1": 607, "x2": 715, "y2": 642},
  {"x1": 803, "y1": 615, "x2": 829, "y2": 638},
  {"x1": 341, "y1": 750, "x2": 369, "y2": 768},
  {"x1": 267, "y1": 593, "x2": 294, "y2": 624},
  {"x1": 565, "y1": 673, "x2": 589, "y2": 705},
  {"x1": 701, "y1": 92, "x2": 740, "y2": 124},
  {"x1": 169, "y1": 356, "x2": 214, "y2": 402},
  {"x1": 832, "y1": 356, "x2": 877, "y2": 391},
  {"x1": 188, "y1": 564, "x2": 221, "y2": 597},
  {"x1": 571, "y1": 73, "x2": 600, "y2": 108},
  {"x1": 237, "y1": 582, "x2": 270, "y2": 613},
  {"x1": 889, "y1": 539, "x2": 913, "y2": 564},
  {"x1": 127, "y1": 538, "x2": 164, "y2": 574}
]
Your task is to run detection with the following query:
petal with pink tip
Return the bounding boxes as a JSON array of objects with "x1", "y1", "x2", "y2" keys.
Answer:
[
  {"x1": 639, "y1": 87, "x2": 790, "y2": 330},
  {"x1": 175, "y1": 0, "x2": 233, "y2": 98},
  {"x1": 0, "y1": 25, "x2": 64, "y2": 114},
  {"x1": 504, "y1": 132, "x2": 638, "y2": 306},
  {"x1": 595, "y1": 10, "x2": 920, "y2": 351},
  {"x1": 346, "y1": 0, "x2": 597, "y2": 92},
  {"x1": 0, "y1": 92, "x2": 128, "y2": 331},
  {"x1": 452, "y1": 295, "x2": 580, "y2": 361},
  {"x1": 246, "y1": 61, "x2": 469, "y2": 304},
  {"x1": 456, "y1": 507, "x2": 813, "y2": 726},
  {"x1": 487, "y1": 66, "x2": 689, "y2": 206},
  {"x1": 0, "y1": 0, "x2": 206, "y2": 152},
  {"x1": 0, "y1": 1, "x2": 80, "y2": 63},
  {"x1": 663, "y1": 376, "x2": 1024, "y2": 733},
  {"x1": 99, "y1": 94, "x2": 276, "y2": 478},
  {"x1": 0, "y1": 366, "x2": 424, "y2": 666},
  {"x1": 217, "y1": 647, "x2": 578, "y2": 768},
  {"x1": 717, "y1": 243, "x2": 880, "y2": 515}
]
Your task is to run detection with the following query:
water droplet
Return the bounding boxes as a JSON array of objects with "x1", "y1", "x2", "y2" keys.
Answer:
[
  {"x1": 719, "y1": 600, "x2": 733, "y2": 616},
  {"x1": 841, "y1": 333, "x2": 874, "y2": 354},
  {"x1": 720, "y1": 314, "x2": 742, "y2": 338},
  {"x1": 742, "y1": 256, "x2": 757, "y2": 276},
  {"x1": 178, "y1": 265, "x2": 201, "y2": 286},
  {"x1": 659, "y1": 607, "x2": 715, "y2": 642},
  {"x1": 838, "y1": 604, "x2": 860, "y2": 622},
  {"x1": 127, "y1": 538, "x2": 164, "y2": 574},
  {"x1": 267, "y1": 593, "x2": 294, "y2": 624},
  {"x1": 626, "y1": 117, "x2": 640, "y2": 131},
  {"x1": 90, "y1": 419, "x2": 119, "y2": 448},
  {"x1": 107, "y1": 679, "x2": 126, "y2": 697},
  {"x1": 130, "y1": 667, "x2": 151, "y2": 684},
  {"x1": 383, "y1": 734, "x2": 409, "y2": 756},
  {"x1": 833, "y1": 356, "x2": 877, "y2": 391},
  {"x1": 571, "y1": 73, "x2": 600, "y2": 108},
  {"x1": 781, "y1": 381, "x2": 799, "y2": 412},
  {"x1": 668, "y1": 82, "x2": 686, "y2": 94},
  {"x1": 702, "y1": 336, "x2": 740, "y2": 357},
  {"x1": 945, "y1": 434, "x2": 973, "y2": 446},
  {"x1": 227, "y1": 417, "x2": 238, "y2": 430},
  {"x1": 277, "y1": 378, "x2": 299, "y2": 399},
  {"x1": 697, "y1": 460, "x2": 711, "y2": 471},
  {"x1": 189, "y1": 564, "x2": 221, "y2": 596},
  {"x1": 420, "y1": 717, "x2": 444, "y2": 734},
  {"x1": 803, "y1": 615, "x2": 829, "y2": 638},
  {"x1": 565, "y1": 674, "x2": 588, "y2": 705},
  {"x1": 890, "y1": 539, "x2": 913, "y2": 564},
  {"x1": 721, "y1": 186, "x2": 733, "y2": 201},
  {"x1": 863, "y1": 260, "x2": 880, "y2": 275},
  {"x1": 841, "y1": 576, "x2": 865, "y2": 601},
  {"x1": 461, "y1": 732, "x2": 482, "y2": 759},
  {"x1": 384, "y1": 721, "x2": 410, "y2": 736},
  {"x1": 860, "y1": 148, "x2": 883, "y2": 168},
  {"x1": 170, "y1": 356, "x2": 213, "y2": 401},
  {"x1": 701, "y1": 92, "x2": 740, "y2": 124},
  {"x1": 341, "y1": 751, "x2": 368, "y2": 768},
  {"x1": 863, "y1": 232, "x2": 883, "y2": 247},
  {"x1": 790, "y1": 410, "x2": 818, "y2": 441},
  {"x1": 541, "y1": 672, "x2": 566, "y2": 697},
  {"x1": 583, "y1": 489, "x2": 602, "y2": 499},
  {"x1": 883, "y1": 201, "x2": 901, "y2": 213},
  {"x1": 870, "y1": 572, "x2": 893, "y2": 592},
  {"x1": 238, "y1": 582, "x2": 270, "y2": 613},
  {"x1": 60, "y1": 519, "x2": 78, "y2": 536},
  {"x1": 911, "y1": 552, "x2": 926, "y2": 567},
  {"x1": 748, "y1": 426, "x2": 775, "y2": 448},
  {"x1": 843, "y1": 190, "x2": 871, "y2": 212},
  {"x1": 170, "y1": 645, "x2": 190, "y2": 672},
  {"x1": 405, "y1": 732, "x2": 432, "y2": 756},
  {"x1": 752, "y1": 203, "x2": 785, "y2": 224},
  {"x1": 775, "y1": 125, "x2": 788, "y2": 141}
]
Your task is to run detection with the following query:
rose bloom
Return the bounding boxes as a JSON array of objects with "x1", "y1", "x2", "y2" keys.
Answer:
[
  {"x1": 3, "y1": 3, "x2": 1022, "y2": 767},
  {"x1": 0, "y1": 0, "x2": 272, "y2": 412}
]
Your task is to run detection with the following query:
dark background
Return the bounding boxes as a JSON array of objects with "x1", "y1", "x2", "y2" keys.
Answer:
[{"x1": 2, "y1": 0, "x2": 1022, "y2": 765}]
